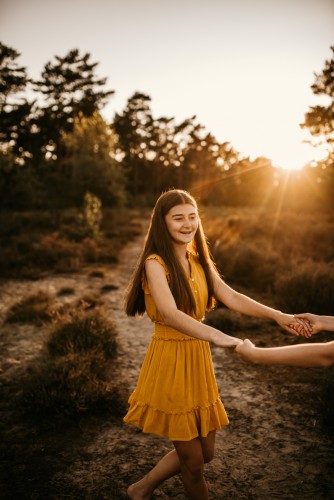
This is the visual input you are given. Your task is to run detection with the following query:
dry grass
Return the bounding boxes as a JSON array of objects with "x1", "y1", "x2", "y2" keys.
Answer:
[
  {"x1": 5, "y1": 291, "x2": 55, "y2": 325},
  {"x1": 0, "y1": 207, "x2": 146, "y2": 278},
  {"x1": 202, "y1": 206, "x2": 334, "y2": 314}
]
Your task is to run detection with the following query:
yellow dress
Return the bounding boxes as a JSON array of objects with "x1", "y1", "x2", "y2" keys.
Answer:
[{"x1": 123, "y1": 252, "x2": 229, "y2": 441}]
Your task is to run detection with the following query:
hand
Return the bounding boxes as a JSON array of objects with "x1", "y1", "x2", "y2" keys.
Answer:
[
  {"x1": 216, "y1": 334, "x2": 243, "y2": 349},
  {"x1": 294, "y1": 313, "x2": 323, "y2": 335},
  {"x1": 276, "y1": 312, "x2": 313, "y2": 337},
  {"x1": 235, "y1": 339, "x2": 256, "y2": 362}
]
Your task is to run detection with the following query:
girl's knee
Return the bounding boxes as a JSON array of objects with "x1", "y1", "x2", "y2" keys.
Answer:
[
  {"x1": 182, "y1": 459, "x2": 204, "y2": 481},
  {"x1": 203, "y1": 449, "x2": 215, "y2": 464}
]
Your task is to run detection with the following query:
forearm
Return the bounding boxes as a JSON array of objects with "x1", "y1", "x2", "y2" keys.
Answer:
[
  {"x1": 224, "y1": 290, "x2": 281, "y2": 322},
  {"x1": 250, "y1": 342, "x2": 334, "y2": 368},
  {"x1": 319, "y1": 316, "x2": 334, "y2": 332},
  {"x1": 162, "y1": 308, "x2": 239, "y2": 347}
]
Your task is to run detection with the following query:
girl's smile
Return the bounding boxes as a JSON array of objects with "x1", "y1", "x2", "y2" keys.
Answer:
[{"x1": 165, "y1": 204, "x2": 198, "y2": 245}]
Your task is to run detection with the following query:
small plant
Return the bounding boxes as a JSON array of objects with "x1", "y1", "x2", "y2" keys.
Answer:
[
  {"x1": 78, "y1": 192, "x2": 102, "y2": 240},
  {"x1": 21, "y1": 309, "x2": 128, "y2": 416},
  {"x1": 5, "y1": 291, "x2": 55, "y2": 325}
]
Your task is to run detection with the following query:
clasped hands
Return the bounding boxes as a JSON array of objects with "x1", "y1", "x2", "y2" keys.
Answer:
[{"x1": 282, "y1": 312, "x2": 314, "y2": 338}]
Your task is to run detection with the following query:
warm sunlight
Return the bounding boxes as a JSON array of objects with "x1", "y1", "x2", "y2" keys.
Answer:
[{"x1": 273, "y1": 159, "x2": 304, "y2": 171}]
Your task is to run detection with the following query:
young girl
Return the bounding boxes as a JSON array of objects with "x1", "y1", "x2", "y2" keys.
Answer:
[
  {"x1": 123, "y1": 189, "x2": 309, "y2": 499},
  {"x1": 236, "y1": 313, "x2": 334, "y2": 368}
]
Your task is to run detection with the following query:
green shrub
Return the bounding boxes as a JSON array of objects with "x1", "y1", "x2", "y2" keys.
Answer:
[
  {"x1": 77, "y1": 192, "x2": 103, "y2": 240},
  {"x1": 21, "y1": 310, "x2": 127, "y2": 416},
  {"x1": 5, "y1": 291, "x2": 54, "y2": 325}
]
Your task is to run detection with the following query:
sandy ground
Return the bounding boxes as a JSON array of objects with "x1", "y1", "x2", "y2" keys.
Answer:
[{"x1": 0, "y1": 229, "x2": 333, "y2": 499}]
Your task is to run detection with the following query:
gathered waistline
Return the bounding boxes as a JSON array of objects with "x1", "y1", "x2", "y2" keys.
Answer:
[{"x1": 153, "y1": 324, "x2": 200, "y2": 341}]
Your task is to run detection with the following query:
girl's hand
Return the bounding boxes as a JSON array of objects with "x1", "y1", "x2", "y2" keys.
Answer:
[
  {"x1": 215, "y1": 334, "x2": 243, "y2": 349},
  {"x1": 294, "y1": 313, "x2": 326, "y2": 335},
  {"x1": 235, "y1": 339, "x2": 256, "y2": 362},
  {"x1": 276, "y1": 312, "x2": 313, "y2": 337}
]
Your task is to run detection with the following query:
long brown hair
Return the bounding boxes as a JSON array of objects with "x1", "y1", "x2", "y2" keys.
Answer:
[{"x1": 125, "y1": 189, "x2": 217, "y2": 316}]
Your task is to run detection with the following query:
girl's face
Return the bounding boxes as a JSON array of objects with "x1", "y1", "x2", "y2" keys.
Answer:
[{"x1": 165, "y1": 203, "x2": 199, "y2": 246}]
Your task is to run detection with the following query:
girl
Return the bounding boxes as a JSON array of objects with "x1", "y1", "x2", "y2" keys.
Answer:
[{"x1": 123, "y1": 189, "x2": 309, "y2": 499}]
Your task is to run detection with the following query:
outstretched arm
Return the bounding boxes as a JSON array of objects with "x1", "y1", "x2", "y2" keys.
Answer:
[
  {"x1": 211, "y1": 270, "x2": 312, "y2": 337},
  {"x1": 235, "y1": 339, "x2": 334, "y2": 368},
  {"x1": 294, "y1": 313, "x2": 334, "y2": 335}
]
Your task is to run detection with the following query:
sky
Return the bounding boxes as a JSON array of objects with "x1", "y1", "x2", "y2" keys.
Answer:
[{"x1": 1, "y1": 0, "x2": 333, "y2": 170}]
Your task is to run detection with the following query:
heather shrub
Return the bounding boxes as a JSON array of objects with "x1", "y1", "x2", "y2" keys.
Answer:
[
  {"x1": 5, "y1": 291, "x2": 54, "y2": 325},
  {"x1": 21, "y1": 310, "x2": 128, "y2": 416},
  {"x1": 274, "y1": 262, "x2": 334, "y2": 315},
  {"x1": 203, "y1": 206, "x2": 334, "y2": 297},
  {"x1": 0, "y1": 207, "x2": 145, "y2": 278},
  {"x1": 45, "y1": 310, "x2": 116, "y2": 358}
]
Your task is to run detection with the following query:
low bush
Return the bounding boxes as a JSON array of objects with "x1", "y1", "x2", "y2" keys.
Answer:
[
  {"x1": 21, "y1": 310, "x2": 128, "y2": 416},
  {"x1": 0, "y1": 207, "x2": 145, "y2": 278},
  {"x1": 5, "y1": 291, "x2": 55, "y2": 325},
  {"x1": 274, "y1": 262, "x2": 334, "y2": 315},
  {"x1": 31, "y1": 232, "x2": 83, "y2": 270}
]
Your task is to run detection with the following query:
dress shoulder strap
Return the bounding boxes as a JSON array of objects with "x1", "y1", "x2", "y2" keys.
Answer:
[{"x1": 145, "y1": 254, "x2": 170, "y2": 277}]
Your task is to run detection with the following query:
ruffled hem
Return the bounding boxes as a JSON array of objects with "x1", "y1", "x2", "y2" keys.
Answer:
[{"x1": 123, "y1": 397, "x2": 229, "y2": 441}]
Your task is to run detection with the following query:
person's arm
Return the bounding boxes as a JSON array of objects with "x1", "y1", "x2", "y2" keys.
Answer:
[
  {"x1": 294, "y1": 313, "x2": 334, "y2": 334},
  {"x1": 235, "y1": 339, "x2": 334, "y2": 368},
  {"x1": 211, "y1": 269, "x2": 312, "y2": 337},
  {"x1": 145, "y1": 259, "x2": 242, "y2": 348}
]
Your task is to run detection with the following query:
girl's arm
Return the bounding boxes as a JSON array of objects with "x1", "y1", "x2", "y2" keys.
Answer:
[
  {"x1": 211, "y1": 269, "x2": 312, "y2": 336},
  {"x1": 235, "y1": 339, "x2": 334, "y2": 368},
  {"x1": 145, "y1": 259, "x2": 242, "y2": 348},
  {"x1": 294, "y1": 313, "x2": 334, "y2": 334}
]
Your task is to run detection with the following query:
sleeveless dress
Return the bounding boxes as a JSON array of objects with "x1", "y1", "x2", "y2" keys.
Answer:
[{"x1": 123, "y1": 252, "x2": 229, "y2": 441}]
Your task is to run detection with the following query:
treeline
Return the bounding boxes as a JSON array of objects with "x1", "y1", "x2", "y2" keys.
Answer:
[{"x1": 1, "y1": 42, "x2": 333, "y2": 210}]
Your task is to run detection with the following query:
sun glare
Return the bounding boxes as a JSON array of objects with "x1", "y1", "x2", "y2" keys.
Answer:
[{"x1": 273, "y1": 161, "x2": 304, "y2": 172}]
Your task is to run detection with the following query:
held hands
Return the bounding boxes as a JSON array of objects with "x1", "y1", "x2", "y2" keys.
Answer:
[
  {"x1": 276, "y1": 312, "x2": 313, "y2": 338},
  {"x1": 294, "y1": 313, "x2": 325, "y2": 335},
  {"x1": 235, "y1": 339, "x2": 256, "y2": 362}
]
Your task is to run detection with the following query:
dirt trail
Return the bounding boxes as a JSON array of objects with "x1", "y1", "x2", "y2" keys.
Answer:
[{"x1": 0, "y1": 229, "x2": 333, "y2": 499}]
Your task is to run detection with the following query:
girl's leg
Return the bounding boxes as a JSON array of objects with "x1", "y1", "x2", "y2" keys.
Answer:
[
  {"x1": 127, "y1": 449, "x2": 180, "y2": 499},
  {"x1": 173, "y1": 431, "x2": 216, "y2": 500},
  {"x1": 127, "y1": 431, "x2": 216, "y2": 500}
]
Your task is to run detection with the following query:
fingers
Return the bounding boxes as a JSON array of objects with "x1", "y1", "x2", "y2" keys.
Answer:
[
  {"x1": 235, "y1": 338, "x2": 254, "y2": 353},
  {"x1": 287, "y1": 324, "x2": 302, "y2": 336},
  {"x1": 288, "y1": 316, "x2": 313, "y2": 337},
  {"x1": 294, "y1": 313, "x2": 310, "y2": 321},
  {"x1": 295, "y1": 318, "x2": 313, "y2": 335}
]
